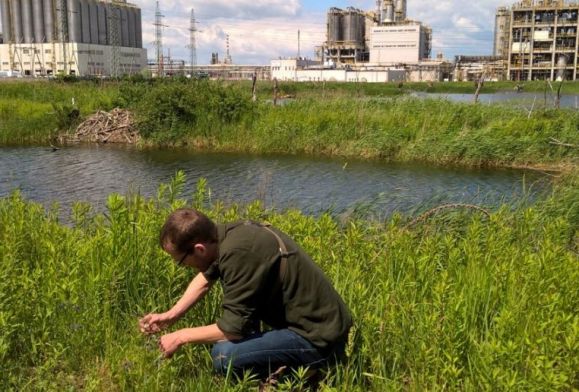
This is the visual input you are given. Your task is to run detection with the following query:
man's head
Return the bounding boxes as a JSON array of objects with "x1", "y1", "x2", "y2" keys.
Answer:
[{"x1": 160, "y1": 208, "x2": 219, "y2": 271}]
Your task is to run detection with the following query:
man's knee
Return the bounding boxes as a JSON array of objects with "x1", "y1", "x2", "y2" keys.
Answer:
[{"x1": 211, "y1": 341, "x2": 236, "y2": 375}]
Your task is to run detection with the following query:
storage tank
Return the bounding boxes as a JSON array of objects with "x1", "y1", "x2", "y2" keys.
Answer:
[
  {"x1": 10, "y1": 0, "x2": 23, "y2": 43},
  {"x1": 55, "y1": 0, "x2": 66, "y2": 41},
  {"x1": 342, "y1": 10, "x2": 352, "y2": 42},
  {"x1": 1, "y1": 0, "x2": 12, "y2": 43},
  {"x1": 80, "y1": 0, "x2": 90, "y2": 43},
  {"x1": 120, "y1": 6, "x2": 128, "y2": 47},
  {"x1": 127, "y1": 7, "x2": 135, "y2": 47},
  {"x1": 32, "y1": 0, "x2": 44, "y2": 43},
  {"x1": 344, "y1": 8, "x2": 364, "y2": 45},
  {"x1": 395, "y1": 0, "x2": 406, "y2": 22},
  {"x1": 135, "y1": 7, "x2": 141, "y2": 48},
  {"x1": 327, "y1": 8, "x2": 342, "y2": 43},
  {"x1": 22, "y1": 0, "x2": 34, "y2": 43},
  {"x1": 67, "y1": 0, "x2": 81, "y2": 42},
  {"x1": 96, "y1": 1, "x2": 106, "y2": 45},
  {"x1": 383, "y1": 4, "x2": 394, "y2": 23},
  {"x1": 43, "y1": 0, "x2": 54, "y2": 42},
  {"x1": 89, "y1": 0, "x2": 98, "y2": 44}
]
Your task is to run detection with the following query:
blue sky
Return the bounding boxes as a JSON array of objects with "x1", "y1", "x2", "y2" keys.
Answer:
[{"x1": 1, "y1": 0, "x2": 508, "y2": 65}]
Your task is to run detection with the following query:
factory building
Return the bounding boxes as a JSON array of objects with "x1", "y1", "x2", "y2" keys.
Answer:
[
  {"x1": 324, "y1": 7, "x2": 370, "y2": 64},
  {"x1": 495, "y1": 0, "x2": 579, "y2": 81},
  {"x1": 272, "y1": 0, "x2": 443, "y2": 83},
  {"x1": 370, "y1": 23, "x2": 431, "y2": 64},
  {"x1": 321, "y1": 1, "x2": 432, "y2": 66},
  {"x1": 0, "y1": 0, "x2": 147, "y2": 77}
]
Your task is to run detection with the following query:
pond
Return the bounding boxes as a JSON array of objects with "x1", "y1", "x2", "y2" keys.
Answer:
[{"x1": 0, "y1": 145, "x2": 550, "y2": 219}]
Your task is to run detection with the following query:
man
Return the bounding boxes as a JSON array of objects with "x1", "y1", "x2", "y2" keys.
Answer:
[{"x1": 139, "y1": 208, "x2": 352, "y2": 378}]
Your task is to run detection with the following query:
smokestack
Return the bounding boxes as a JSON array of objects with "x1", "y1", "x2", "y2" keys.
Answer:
[
  {"x1": 395, "y1": 0, "x2": 406, "y2": 22},
  {"x1": 382, "y1": 0, "x2": 394, "y2": 23}
]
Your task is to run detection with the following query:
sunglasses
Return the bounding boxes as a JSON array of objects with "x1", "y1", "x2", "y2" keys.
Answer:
[{"x1": 177, "y1": 250, "x2": 190, "y2": 266}]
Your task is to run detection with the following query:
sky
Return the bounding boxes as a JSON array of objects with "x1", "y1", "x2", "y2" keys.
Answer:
[
  {"x1": 1, "y1": 0, "x2": 509, "y2": 65},
  {"x1": 134, "y1": 0, "x2": 508, "y2": 65}
]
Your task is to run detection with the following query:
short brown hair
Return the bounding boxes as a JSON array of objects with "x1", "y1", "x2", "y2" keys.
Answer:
[{"x1": 160, "y1": 208, "x2": 218, "y2": 253}]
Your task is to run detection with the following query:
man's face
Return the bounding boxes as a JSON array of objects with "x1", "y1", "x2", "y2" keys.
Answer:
[{"x1": 165, "y1": 242, "x2": 218, "y2": 272}]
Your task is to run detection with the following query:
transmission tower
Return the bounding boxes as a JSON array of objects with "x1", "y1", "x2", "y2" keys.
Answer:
[
  {"x1": 107, "y1": 1, "x2": 121, "y2": 77},
  {"x1": 225, "y1": 34, "x2": 232, "y2": 64},
  {"x1": 188, "y1": 8, "x2": 198, "y2": 68},
  {"x1": 154, "y1": 1, "x2": 166, "y2": 77}
]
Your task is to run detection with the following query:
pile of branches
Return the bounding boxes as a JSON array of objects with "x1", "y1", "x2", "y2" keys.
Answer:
[{"x1": 72, "y1": 108, "x2": 140, "y2": 144}]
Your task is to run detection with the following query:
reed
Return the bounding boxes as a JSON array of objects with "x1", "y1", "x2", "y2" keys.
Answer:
[{"x1": 0, "y1": 172, "x2": 577, "y2": 391}]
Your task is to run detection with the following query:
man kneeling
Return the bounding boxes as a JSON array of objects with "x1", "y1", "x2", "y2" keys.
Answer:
[{"x1": 139, "y1": 208, "x2": 352, "y2": 378}]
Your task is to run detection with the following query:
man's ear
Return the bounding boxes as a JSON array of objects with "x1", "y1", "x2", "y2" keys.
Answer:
[{"x1": 194, "y1": 243, "x2": 206, "y2": 254}]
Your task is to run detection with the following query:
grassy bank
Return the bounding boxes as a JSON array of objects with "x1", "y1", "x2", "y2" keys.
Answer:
[
  {"x1": 0, "y1": 172, "x2": 577, "y2": 390},
  {"x1": 250, "y1": 79, "x2": 579, "y2": 97},
  {"x1": 1, "y1": 80, "x2": 578, "y2": 169},
  {"x1": 0, "y1": 80, "x2": 117, "y2": 144}
]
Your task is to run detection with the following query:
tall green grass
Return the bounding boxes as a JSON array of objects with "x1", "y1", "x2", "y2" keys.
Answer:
[
  {"x1": 1, "y1": 80, "x2": 578, "y2": 169},
  {"x1": 0, "y1": 80, "x2": 117, "y2": 144},
  {"x1": 1, "y1": 172, "x2": 577, "y2": 390}
]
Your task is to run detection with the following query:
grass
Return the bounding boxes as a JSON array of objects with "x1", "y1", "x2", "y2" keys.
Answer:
[
  {"x1": 1, "y1": 80, "x2": 578, "y2": 170},
  {"x1": 0, "y1": 171, "x2": 577, "y2": 390},
  {"x1": 0, "y1": 79, "x2": 118, "y2": 144}
]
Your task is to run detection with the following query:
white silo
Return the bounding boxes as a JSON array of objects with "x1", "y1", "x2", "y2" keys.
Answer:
[
  {"x1": 120, "y1": 6, "x2": 129, "y2": 47},
  {"x1": 21, "y1": 0, "x2": 34, "y2": 43},
  {"x1": 0, "y1": 0, "x2": 12, "y2": 42},
  {"x1": 127, "y1": 6, "x2": 135, "y2": 47},
  {"x1": 80, "y1": 0, "x2": 91, "y2": 43},
  {"x1": 32, "y1": 0, "x2": 45, "y2": 43},
  {"x1": 67, "y1": 0, "x2": 82, "y2": 42},
  {"x1": 10, "y1": 0, "x2": 23, "y2": 43},
  {"x1": 96, "y1": 1, "x2": 107, "y2": 45},
  {"x1": 43, "y1": 0, "x2": 54, "y2": 42},
  {"x1": 135, "y1": 7, "x2": 142, "y2": 48},
  {"x1": 89, "y1": 0, "x2": 98, "y2": 44}
]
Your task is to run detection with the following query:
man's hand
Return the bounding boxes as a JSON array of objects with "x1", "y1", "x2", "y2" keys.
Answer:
[
  {"x1": 159, "y1": 331, "x2": 185, "y2": 358},
  {"x1": 139, "y1": 312, "x2": 176, "y2": 335}
]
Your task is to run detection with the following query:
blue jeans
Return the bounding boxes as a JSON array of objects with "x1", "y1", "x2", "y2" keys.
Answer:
[{"x1": 211, "y1": 329, "x2": 345, "y2": 378}]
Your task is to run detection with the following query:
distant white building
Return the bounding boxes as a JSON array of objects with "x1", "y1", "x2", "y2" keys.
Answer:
[
  {"x1": 271, "y1": 57, "x2": 409, "y2": 83},
  {"x1": 270, "y1": 57, "x2": 452, "y2": 83},
  {"x1": 0, "y1": 0, "x2": 147, "y2": 77},
  {"x1": 0, "y1": 43, "x2": 146, "y2": 76},
  {"x1": 369, "y1": 23, "x2": 431, "y2": 64},
  {"x1": 270, "y1": 58, "x2": 321, "y2": 81}
]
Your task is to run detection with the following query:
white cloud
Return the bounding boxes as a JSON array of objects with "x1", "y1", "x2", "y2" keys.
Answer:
[
  {"x1": 136, "y1": 0, "x2": 324, "y2": 65},
  {"x1": 0, "y1": 0, "x2": 514, "y2": 64}
]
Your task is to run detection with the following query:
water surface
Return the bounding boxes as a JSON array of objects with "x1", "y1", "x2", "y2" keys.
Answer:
[
  {"x1": 413, "y1": 91, "x2": 579, "y2": 109},
  {"x1": 0, "y1": 145, "x2": 549, "y2": 219}
]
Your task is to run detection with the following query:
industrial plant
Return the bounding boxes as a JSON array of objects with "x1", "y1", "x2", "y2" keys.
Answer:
[
  {"x1": 494, "y1": 0, "x2": 579, "y2": 81},
  {"x1": 0, "y1": 0, "x2": 147, "y2": 77},
  {"x1": 272, "y1": 0, "x2": 446, "y2": 83},
  {"x1": 322, "y1": 1, "x2": 431, "y2": 65}
]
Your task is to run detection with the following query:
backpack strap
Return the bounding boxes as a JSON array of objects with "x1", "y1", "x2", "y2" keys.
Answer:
[{"x1": 241, "y1": 221, "x2": 295, "y2": 284}]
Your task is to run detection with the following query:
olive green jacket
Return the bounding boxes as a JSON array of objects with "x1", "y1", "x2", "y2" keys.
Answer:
[{"x1": 203, "y1": 222, "x2": 352, "y2": 349}]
